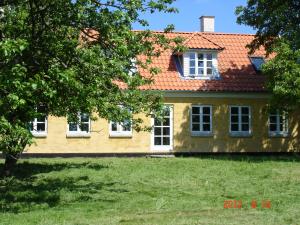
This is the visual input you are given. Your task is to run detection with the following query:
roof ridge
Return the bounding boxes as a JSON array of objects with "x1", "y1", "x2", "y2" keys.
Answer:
[{"x1": 132, "y1": 29, "x2": 256, "y2": 36}]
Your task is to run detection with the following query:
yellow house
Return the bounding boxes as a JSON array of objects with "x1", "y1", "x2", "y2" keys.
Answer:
[{"x1": 26, "y1": 17, "x2": 300, "y2": 154}]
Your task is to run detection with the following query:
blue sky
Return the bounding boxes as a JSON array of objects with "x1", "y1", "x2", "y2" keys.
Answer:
[{"x1": 133, "y1": 0, "x2": 255, "y2": 34}]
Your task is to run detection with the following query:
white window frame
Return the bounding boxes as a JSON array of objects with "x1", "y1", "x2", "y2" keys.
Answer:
[
  {"x1": 30, "y1": 117, "x2": 48, "y2": 137},
  {"x1": 66, "y1": 113, "x2": 91, "y2": 137},
  {"x1": 190, "y1": 105, "x2": 213, "y2": 136},
  {"x1": 188, "y1": 51, "x2": 216, "y2": 78},
  {"x1": 151, "y1": 105, "x2": 173, "y2": 152},
  {"x1": 229, "y1": 106, "x2": 252, "y2": 137},
  {"x1": 109, "y1": 120, "x2": 132, "y2": 137},
  {"x1": 268, "y1": 110, "x2": 289, "y2": 137},
  {"x1": 128, "y1": 58, "x2": 137, "y2": 76}
]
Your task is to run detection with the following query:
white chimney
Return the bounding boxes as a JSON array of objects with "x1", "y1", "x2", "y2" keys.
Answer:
[{"x1": 200, "y1": 16, "x2": 215, "y2": 32}]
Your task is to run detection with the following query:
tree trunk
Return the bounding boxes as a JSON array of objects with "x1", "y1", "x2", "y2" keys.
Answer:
[{"x1": 1, "y1": 153, "x2": 20, "y2": 177}]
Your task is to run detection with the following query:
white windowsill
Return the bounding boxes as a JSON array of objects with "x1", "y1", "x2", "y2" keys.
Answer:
[
  {"x1": 66, "y1": 132, "x2": 91, "y2": 138},
  {"x1": 269, "y1": 132, "x2": 289, "y2": 138},
  {"x1": 183, "y1": 75, "x2": 220, "y2": 80},
  {"x1": 191, "y1": 132, "x2": 213, "y2": 137},
  {"x1": 31, "y1": 132, "x2": 47, "y2": 138},
  {"x1": 151, "y1": 146, "x2": 173, "y2": 152},
  {"x1": 230, "y1": 132, "x2": 252, "y2": 137},
  {"x1": 109, "y1": 132, "x2": 132, "y2": 138}
]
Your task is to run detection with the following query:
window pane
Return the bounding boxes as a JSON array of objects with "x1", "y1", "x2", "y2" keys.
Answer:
[
  {"x1": 283, "y1": 122, "x2": 288, "y2": 132},
  {"x1": 81, "y1": 113, "x2": 89, "y2": 122},
  {"x1": 270, "y1": 124, "x2": 277, "y2": 132},
  {"x1": 198, "y1": 54, "x2": 204, "y2": 60},
  {"x1": 154, "y1": 137, "x2": 162, "y2": 145},
  {"x1": 198, "y1": 68, "x2": 204, "y2": 75},
  {"x1": 203, "y1": 124, "x2": 211, "y2": 132},
  {"x1": 81, "y1": 123, "x2": 89, "y2": 132},
  {"x1": 163, "y1": 137, "x2": 170, "y2": 145},
  {"x1": 203, "y1": 107, "x2": 211, "y2": 114},
  {"x1": 241, "y1": 107, "x2": 249, "y2": 114},
  {"x1": 192, "y1": 115, "x2": 200, "y2": 123},
  {"x1": 279, "y1": 123, "x2": 283, "y2": 131},
  {"x1": 231, "y1": 115, "x2": 238, "y2": 123},
  {"x1": 192, "y1": 124, "x2": 200, "y2": 131},
  {"x1": 189, "y1": 53, "x2": 196, "y2": 59},
  {"x1": 242, "y1": 124, "x2": 249, "y2": 131},
  {"x1": 198, "y1": 61, "x2": 204, "y2": 67},
  {"x1": 37, "y1": 123, "x2": 45, "y2": 132},
  {"x1": 242, "y1": 115, "x2": 249, "y2": 123},
  {"x1": 163, "y1": 118, "x2": 170, "y2": 126},
  {"x1": 203, "y1": 115, "x2": 210, "y2": 123},
  {"x1": 207, "y1": 61, "x2": 212, "y2": 67},
  {"x1": 190, "y1": 60, "x2": 195, "y2": 67},
  {"x1": 207, "y1": 68, "x2": 212, "y2": 75},
  {"x1": 163, "y1": 107, "x2": 170, "y2": 117},
  {"x1": 111, "y1": 122, "x2": 118, "y2": 131},
  {"x1": 154, "y1": 118, "x2": 161, "y2": 126},
  {"x1": 231, "y1": 107, "x2": 239, "y2": 114},
  {"x1": 207, "y1": 54, "x2": 212, "y2": 60},
  {"x1": 192, "y1": 107, "x2": 200, "y2": 114},
  {"x1": 231, "y1": 124, "x2": 239, "y2": 131},
  {"x1": 190, "y1": 68, "x2": 195, "y2": 75},
  {"x1": 269, "y1": 115, "x2": 277, "y2": 123},
  {"x1": 163, "y1": 127, "x2": 170, "y2": 136},
  {"x1": 69, "y1": 123, "x2": 78, "y2": 131},
  {"x1": 279, "y1": 116, "x2": 284, "y2": 124},
  {"x1": 37, "y1": 116, "x2": 46, "y2": 123},
  {"x1": 154, "y1": 127, "x2": 162, "y2": 135},
  {"x1": 122, "y1": 120, "x2": 131, "y2": 131},
  {"x1": 250, "y1": 57, "x2": 265, "y2": 71}
]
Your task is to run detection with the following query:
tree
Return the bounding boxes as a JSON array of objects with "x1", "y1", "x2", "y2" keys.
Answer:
[
  {"x1": 0, "y1": 0, "x2": 183, "y2": 177},
  {"x1": 236, "y1": 0, "x2": 300, "y2": 110}
]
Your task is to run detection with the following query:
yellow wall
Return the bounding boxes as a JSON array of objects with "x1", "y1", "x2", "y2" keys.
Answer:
[{"x1": 26, "y1": 97, "x2": 300, "y2": 153}]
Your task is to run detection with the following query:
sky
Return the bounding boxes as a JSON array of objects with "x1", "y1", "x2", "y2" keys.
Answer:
[{"x1": 133, "y1": 0, "x2": 255, "y2": 34}]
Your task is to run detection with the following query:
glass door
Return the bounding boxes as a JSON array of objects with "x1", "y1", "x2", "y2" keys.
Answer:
[{"x1": 152, "y1": 106, "x2": 173, "y2": 151}]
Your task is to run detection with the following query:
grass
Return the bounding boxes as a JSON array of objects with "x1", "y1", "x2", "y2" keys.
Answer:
[{"x1": 0, "y1": 155, "x2": 300, "y2": 225}]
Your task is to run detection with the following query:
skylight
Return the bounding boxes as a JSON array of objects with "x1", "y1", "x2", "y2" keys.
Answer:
[{"x1": 249, "y1": 56, "x2": 265, "y2": 72}]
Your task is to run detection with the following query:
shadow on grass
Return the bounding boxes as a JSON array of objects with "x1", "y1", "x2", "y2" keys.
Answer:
[
  {"x1": 0, "y1": 161, "x2": 125, "y2": 213},
  {"x1": 174, "y1": 153, "x2": 300, "y2": 163}
]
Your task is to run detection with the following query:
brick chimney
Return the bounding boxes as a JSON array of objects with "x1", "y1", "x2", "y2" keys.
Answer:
[{"x1": 200, "y1": 16, "x2": 215, "y2": 32}]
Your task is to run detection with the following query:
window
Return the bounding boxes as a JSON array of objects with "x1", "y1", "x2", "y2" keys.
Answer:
[
  {"x1": 230, "y1": 106, "x2": 251, "y2": 136},
  {"x1": 249, "y1": 56, "x2": 265, "y2": 72},
  {"x1": 190, "y1": 105, "x2": 212, "y2": 136},
  {"x1": 128, "y1": 58, "x2": 137, "y2": 76},
  {"x1": 29, "y1": 107, "x2": 47, "y2": 137},
  {"x1": 29, "y1": 116, "x2": 47, "y2": 137},
  {"x1": 109, "y1": 119, "x2": 132, "y2": 137},
  {"x1": 67, "y1": 113, "x2": 91, "y2": 137},
  {"x1": 189, "y1": 52, "x2": 214, "y2": 77},
  {"x1": 269, "y1": 111, "x2": 288, "y2": 137}
]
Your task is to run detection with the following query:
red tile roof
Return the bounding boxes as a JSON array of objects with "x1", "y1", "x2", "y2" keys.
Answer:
[{"x1": 138, "y1": 31, "x2": 267, "y2": 92}]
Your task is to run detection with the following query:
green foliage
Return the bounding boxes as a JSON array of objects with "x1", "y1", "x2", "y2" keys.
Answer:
[
  {"x1": 236, "y1": 0, "x2": 300, "y2": 110},
  {"x1": 1, "y1": 157, "x2": 300, "y2": 224},
  {"x1": 236, "y1": 0, "x2": 300, "y2": 53},
  {"x1": 263, "y1": 42, "x2": 300, "y2": 110},
  {"x1": 0, "y1": 0, "x2": 182, "y2": 157}
]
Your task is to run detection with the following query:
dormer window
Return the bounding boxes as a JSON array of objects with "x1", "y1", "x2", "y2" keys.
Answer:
[
  {"x1": 182, "y1": 51, "x2": 219, "y2": 79},
  {"x1": 249, "y1": 56, "x2": 265, "y2": 72},
  {"x1": 189, "y1": 52, "x2": 213, "y2": 76}
]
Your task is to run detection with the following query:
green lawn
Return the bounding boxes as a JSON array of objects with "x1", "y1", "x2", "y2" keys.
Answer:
[{"x1": 0, "y1": 156, "x2": 300, "y2": 225}]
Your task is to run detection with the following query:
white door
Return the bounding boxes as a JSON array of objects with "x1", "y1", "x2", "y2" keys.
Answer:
[{"x1": 151, "y1": 105, "x2": 173, "y2": 151}]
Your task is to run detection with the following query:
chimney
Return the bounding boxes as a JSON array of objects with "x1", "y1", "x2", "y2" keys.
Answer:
[{"x1": 200, "y1": 16, "x2": 215, "y2": 32}]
